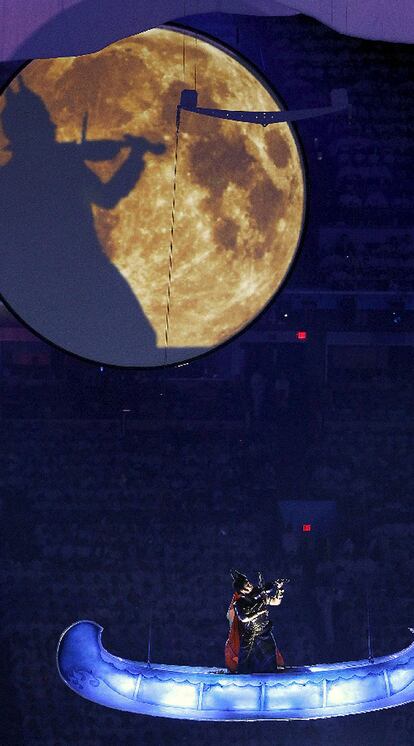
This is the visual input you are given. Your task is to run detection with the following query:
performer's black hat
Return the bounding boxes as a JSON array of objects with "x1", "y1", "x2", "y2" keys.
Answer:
[{"x1": 231, "y1": 569, "x2": 249, "y2": 593}]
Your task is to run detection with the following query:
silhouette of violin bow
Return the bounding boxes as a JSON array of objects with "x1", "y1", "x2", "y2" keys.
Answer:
[
  {"x1": 176, "y1": 88, "x2": 349, "y2": 128},
  {"x1": 81, "y1": 111, "x2": 88, "y2": 144}
]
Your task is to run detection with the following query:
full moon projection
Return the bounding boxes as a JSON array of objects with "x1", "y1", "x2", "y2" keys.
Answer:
[{"x1": 0, "y1": 27, "x2": 305, "y2": 367}]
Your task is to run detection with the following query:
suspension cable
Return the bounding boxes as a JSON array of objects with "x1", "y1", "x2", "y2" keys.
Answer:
[
  {"x1": 162, "y1": 29, "x2": 196, "y2": 364},
  {"x1": 194, "y1": 35, "x2": 198, "y2": 92},
  {"x1": 163, "y1": 107, "x2": 181, "y2": 365}
]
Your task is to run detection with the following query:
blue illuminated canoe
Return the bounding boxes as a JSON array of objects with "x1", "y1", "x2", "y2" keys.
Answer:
[{"x1": 57, "y1": 620, "x2": 414, "y2": 721}]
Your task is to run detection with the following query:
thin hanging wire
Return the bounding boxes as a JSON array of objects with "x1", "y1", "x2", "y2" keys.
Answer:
[
  {"x1": 182, "y1": 36, "x2": 186, "y2": 81},
  {"x1": 362, "y1": 483, "x2": 374, "y2": 662},
  {"x1": 163, "y1": 113, "x2": 180, "y2": 364},
  {"x1": 194, "y1": 35, "x2": 198, "y2": 91},
  {"x1": 366, "y1": 588, "x2": 374, "y2": 662},
  {"x1": 259, "y1": 36, "x2": 266, "y2": 76},
  {"x1": 146, "y1": 602, "x2": 153, "y2": 666},
  {"x1": 163, "y1": 32, "x2": 186, "y2": 364},
  {"x1": 182, "y1": 2, "x2": 187, "y2": 80}
]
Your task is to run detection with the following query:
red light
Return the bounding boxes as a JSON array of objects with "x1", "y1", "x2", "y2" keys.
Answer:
[
  {"x1": 303, "y1": 524, "x2": 311, "y2": 532},
  {"x1": 296, "y1": 331, "x2": 307, "y2": 341}
]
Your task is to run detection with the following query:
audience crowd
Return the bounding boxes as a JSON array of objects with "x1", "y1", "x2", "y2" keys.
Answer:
[{"x1": 261, "y1": 15, "x2": 414, "y2": 292}]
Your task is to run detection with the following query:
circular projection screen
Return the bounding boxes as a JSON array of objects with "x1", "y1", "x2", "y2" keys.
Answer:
[{"x1": 0, "y1": 27, "x2": 305, "y2": 367}]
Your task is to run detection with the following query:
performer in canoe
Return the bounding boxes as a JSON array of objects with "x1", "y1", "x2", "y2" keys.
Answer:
[{"x1": 225, "y1": 570, "x2": 285, "y2": 674}]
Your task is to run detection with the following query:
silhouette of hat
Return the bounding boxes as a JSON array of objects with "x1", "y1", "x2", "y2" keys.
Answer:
[{"x1": 2, "y1": 79, "x2": 56, "y2": 142}]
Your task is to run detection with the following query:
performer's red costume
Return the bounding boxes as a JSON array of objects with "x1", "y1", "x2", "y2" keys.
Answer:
[
  {"x1": 225, "y1": 593, "x2": 241, "y2": 673},
  {"x1": 225, "y1": 592, "x2": 284, "y2": 673}
]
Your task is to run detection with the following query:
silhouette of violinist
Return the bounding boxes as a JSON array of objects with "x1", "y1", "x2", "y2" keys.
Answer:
[{"x1": 0, "y1": 80, "x2": 165, "y2": 365}]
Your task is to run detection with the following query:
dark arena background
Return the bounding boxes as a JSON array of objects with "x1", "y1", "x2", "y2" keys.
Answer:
[{"x1": 1, "y1": 10, "x2": 414, "y2": 746}]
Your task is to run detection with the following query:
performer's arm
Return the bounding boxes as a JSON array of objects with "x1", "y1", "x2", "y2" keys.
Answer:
[
  {"x1": 236, "y1": 608, "x2": 267, "y2": 622},
  {"x1": 85, "y1": 137, "x2": 165, "y2": 210},
  {"x1": 234, "y1": 598, "x2": 267, "y2": 622},
  {"x1": 84, "y1": 145, "x2": 144, "y2": 209}
]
